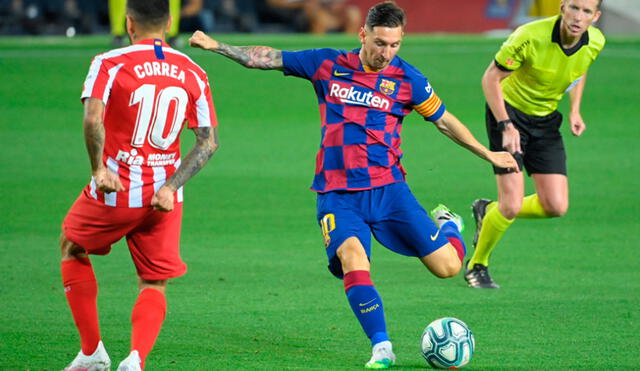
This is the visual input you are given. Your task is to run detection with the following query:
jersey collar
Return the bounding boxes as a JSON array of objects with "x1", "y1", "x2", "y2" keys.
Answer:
[
  {"x1": 552, "y1": 16, "x2": 589, "y2": 57},
  {"x1": 135, "y1": 38, "x2": 169, "y2": 47}
]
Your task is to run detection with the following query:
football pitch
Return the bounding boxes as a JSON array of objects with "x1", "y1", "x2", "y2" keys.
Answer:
[{"x1": 0, "y1": 33, "x2": 638, "y2": 370}]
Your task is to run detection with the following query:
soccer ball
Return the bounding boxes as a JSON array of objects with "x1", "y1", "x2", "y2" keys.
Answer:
[{"x1": 421, "y1": 317, "x2": 475, "y2": 369}]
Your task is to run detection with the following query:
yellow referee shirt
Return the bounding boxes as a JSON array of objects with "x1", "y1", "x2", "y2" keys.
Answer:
[{"x1": 495, "y1": 15, "x2": 605, "y2": 117}]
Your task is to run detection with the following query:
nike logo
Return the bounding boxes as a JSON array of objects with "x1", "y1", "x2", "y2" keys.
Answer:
[
  {"x1": 430, "y1": 230, "x2": 440, "y2": 241},
  {"x1": 333, "y1": 70, "x2": 350, "y2": 77},
  {"x1": 359, "y1": 298, "x2": 376, "y2": 307}
]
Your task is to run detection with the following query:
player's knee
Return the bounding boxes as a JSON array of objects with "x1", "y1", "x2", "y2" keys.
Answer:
[
  {"x1": 139, "y1": 279, "x2": 168, "y2": 293},
  {"x1": 433, "y1": 258, "x2": 462, "y2": 279},
  {"x1": 544, "y1": 201, "x2": 568, "y2": 217},
  {"x1": 499, "y1": 201, "x2": 521, "y2": 219},
  {"x1": 59, "y1": 231, "x2": 86, "y2": 260}
]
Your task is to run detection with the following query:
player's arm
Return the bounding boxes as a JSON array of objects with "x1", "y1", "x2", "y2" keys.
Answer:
[
  {"x1": 482, "y1": 60, "x2": 521, "y2": 154},
  {"x1": 433, "y1": 110, "x2": 520, "y2": 172},
  {"x1": 83, "y1": 97, "x2": 124, "y2": 193},
  {"x1": 151, "y1": 126, "x2": 219, "y2": 212},
  {"x1": 189, "y1": 31, "x2": 283, "y2": 71},
  {"x1": 568, "y1": 73, "x2": 587, "y2": 136}
]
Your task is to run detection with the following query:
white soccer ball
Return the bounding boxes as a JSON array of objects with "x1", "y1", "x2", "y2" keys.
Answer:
[{"x1": 421, "y1": 317, "x2": 475, "y2": 369}]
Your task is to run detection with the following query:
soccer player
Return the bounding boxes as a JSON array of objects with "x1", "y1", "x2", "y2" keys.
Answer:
[
  {"x1": 190, "y1": 1, "x2": 517, "y2": 368},
  {"x1": 60, "y1": 1, "x2": 218, "y2": 370},
  {"x1": 465, "y1": 0, "x2": 605, "y2": 289}
]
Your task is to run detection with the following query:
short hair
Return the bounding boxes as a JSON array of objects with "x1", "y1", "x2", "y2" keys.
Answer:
[
  {"x1": 563, "y1": 0, "x2": 603, "y2": 10},
  {"x1": 126, "y1": 0, "x2": 169, "y2": 29},
  {"x1": 365, "y1": 1, "x2": 406, "y2": 30}
]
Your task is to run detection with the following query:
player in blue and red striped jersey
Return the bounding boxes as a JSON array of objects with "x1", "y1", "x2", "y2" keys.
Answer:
[
  {"x1": 191, "y1": 1, "x2": 517, "y2": 368},
  {"x1": 60, "y1": 1, "x2": 218, "y2": 370}
]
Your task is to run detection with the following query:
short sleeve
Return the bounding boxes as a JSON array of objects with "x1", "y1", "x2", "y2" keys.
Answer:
[
  {"x1": 410, "y1": 73, "x2": 446, "y2": 122},
  {"x1": 81, "y1": 55, "x2": 115, "y2": 104},
  {"x1": 282, "y1": 49, "x2": 330, "y2": 80},
  {"x1": 494, "y1": 26, "x2": 531, "y2": 71},
  {"x1": 186, "y1": 69, "x2": 218, "y2": 129}
]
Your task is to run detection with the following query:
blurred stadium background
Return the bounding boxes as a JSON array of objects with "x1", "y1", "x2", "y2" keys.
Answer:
[
  {"x1": 1, "y1": 0, "x2": 639, "y2": 370},
  {"x1": 0, "y1": 0, "x2": 639, "y2": 39}
]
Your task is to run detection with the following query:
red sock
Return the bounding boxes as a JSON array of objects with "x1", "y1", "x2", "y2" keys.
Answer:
[
  {"x1": 61, "y1": 257, "x2": 101, "y2": 355},
  {"x1": 447, "y1": 237, "x2": 466, "y2": 263},
  {"x1": 131, "y1": 288, "x2": 167, "y2": 369}
]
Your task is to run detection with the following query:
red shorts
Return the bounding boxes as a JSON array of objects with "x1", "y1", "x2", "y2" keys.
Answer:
[{"x1": 63, "y1": 191, "x2": 186, "y2": 280}]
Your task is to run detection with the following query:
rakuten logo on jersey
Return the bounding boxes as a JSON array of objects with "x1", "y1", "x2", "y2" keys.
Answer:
[{"x1": 329, "y1": 83, "x2": 390, "y2": 110}]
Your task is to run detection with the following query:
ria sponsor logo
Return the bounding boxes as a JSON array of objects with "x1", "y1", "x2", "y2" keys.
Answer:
[
  {"x1": 329, "y1": 83, "x2": 390, "y2": 110},
  {"x1": 115, "y1": 149, "x2": 177, "y2": 166}
]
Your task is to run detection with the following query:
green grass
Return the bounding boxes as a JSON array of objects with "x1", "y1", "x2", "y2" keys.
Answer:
[{"x1": 0, "y1": 34, "x2": 639, "y2": 370}]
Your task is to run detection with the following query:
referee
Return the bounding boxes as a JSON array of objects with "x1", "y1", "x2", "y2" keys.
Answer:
[{"x1": 465, "y1": 0, "x2": 605, "y2": 288}]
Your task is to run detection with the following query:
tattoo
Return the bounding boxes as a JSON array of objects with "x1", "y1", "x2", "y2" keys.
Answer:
[
  {"x1": 165, "y1": 127, "x2": 218, "y2": 190},
  {"x1": 84, "y1": 115, "x2": 105, "y2": 173},
  {"x1": 216, "y1": 43, "x2": 283, "y2": 70}
]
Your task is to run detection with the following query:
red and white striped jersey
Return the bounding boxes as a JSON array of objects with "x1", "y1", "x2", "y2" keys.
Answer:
[{"x1": 80, "y1": 38, "x2": 217, "y2": 208}]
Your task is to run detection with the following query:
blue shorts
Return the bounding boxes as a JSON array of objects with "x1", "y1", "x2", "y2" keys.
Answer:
[{"x1": 316, "y1": 182, "x2": 450, "y2": 278}]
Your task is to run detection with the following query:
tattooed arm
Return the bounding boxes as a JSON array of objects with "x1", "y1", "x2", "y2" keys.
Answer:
[
  {"x1": 151, "y1": 126, "x2": 219, "y2": 212},
  {"x1": 83, "y1": 97, "x2": 124, "y2": 193},
  {"x1": 189, "y1": 31, "x2": 283, "y2": 70}
]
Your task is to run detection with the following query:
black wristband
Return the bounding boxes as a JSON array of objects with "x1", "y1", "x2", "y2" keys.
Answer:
[{"x1": 497, "y1": 119, "x2": 513, "y2": 131}]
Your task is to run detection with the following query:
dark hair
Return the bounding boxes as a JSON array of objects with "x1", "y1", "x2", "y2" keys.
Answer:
[
  {"x1": 126, "y1": 0, "x2": 169, "y2": 29},
  {"x1": 365, "y1": 1, "x2": 406, "y2": 30}
]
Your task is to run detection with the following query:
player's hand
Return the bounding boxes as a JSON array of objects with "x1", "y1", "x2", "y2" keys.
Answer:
[
  {"x1": 189, "y1": 31, "x2": 218, "y2": 51},
  {"x1": 569, "y1": 111, "x2": 586, "y2": 136},
  {"x1": 151, "y1": 185, "x2": 175, "y2": 212},
  {"x1": 501, "y1": 124, "x2": 522, "y2": 154},
  {"x1": 93, "y1": 167, "x2": 125, "y2": 193},
  {"x1": 488, "y1": 151, "x2": 520, "y2": 173}
]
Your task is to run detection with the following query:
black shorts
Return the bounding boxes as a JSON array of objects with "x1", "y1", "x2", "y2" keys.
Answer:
[{"x1": 486, "y1": 102, "x2": 567, "y2": 176}]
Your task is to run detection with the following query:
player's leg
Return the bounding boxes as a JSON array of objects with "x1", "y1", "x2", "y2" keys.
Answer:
[
  {"x1": 318, "y1": 192, "x2": 394, "y2": 369},
  {"x1": 60, "y1": 234, "x2": 111, "y2": 371},
  {"x1": 529, "y1": 173, "x2": 568, "y2": 217},
  {"x1": 336, "y1": 238, "x2": 395, "y2": 370},
  {"x1": 118, "y1": 279, "x2": 168, "y2": 371},
  {"x1": 167, "y1": 0, "x2": 182, "y2": 46},
  {"x1": 368, "y1": 183, "x2": 464, "y2": 278},
  {"x1": 120, "y1": 204, "x2": 186, "y2": 370},
  {"x1": 465, "y1": 172, "x2": 523, "y2": 288},
  {"x1": 108, "y1": 0, "x2": 126, "y2": 46},
  {"x1": 60, "y1": 194, "x2": 127, "y2": 370}
]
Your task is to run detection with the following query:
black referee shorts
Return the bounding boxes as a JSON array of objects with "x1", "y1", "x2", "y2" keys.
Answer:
[{"x1": 486, "y1": 102, "x2": 567, "y2": 176}]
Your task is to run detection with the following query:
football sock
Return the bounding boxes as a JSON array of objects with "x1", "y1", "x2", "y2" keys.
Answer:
[
  {"x1": 440, "y1": 221, "x2": 466, "y2": 262},
  {"x1": 131, "y1": 288, "x2": 167, "y2": 369},
  {"x1": 108, "y1": 0, "x2": 126, "y2": 37},
  {"x1": 468, "y1": 204, "x2": 514, "y2": 268},
  {"x1": 517, "y1": 194, "x2": 548, "y2": 218},
  {"x1": 61, "y1": 257, "x2": 101, "y2": 355},
  {"x1": 344, "y1": 270, "x2": 389, "y2": 346},
  {"x1": 168, "y1": 0, "x2": 181, "y2": 37}
]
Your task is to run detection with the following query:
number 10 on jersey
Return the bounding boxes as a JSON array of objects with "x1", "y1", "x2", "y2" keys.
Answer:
[{"x1": 130, "y1": 84, "x2": 188, "y2": 150}]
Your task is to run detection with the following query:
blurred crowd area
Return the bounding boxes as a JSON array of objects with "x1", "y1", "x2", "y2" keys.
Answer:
[
  {"x1": 0, "y1": 0, "x2": 362, "y2": 38},
  {"x1": 0, "y1": 0, "x2": 635, "y2": 39}
]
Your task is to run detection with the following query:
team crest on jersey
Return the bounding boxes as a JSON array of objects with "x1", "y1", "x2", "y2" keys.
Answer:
[{"x1": 379, "y1": 79, "x2": 396, "y2": 95}]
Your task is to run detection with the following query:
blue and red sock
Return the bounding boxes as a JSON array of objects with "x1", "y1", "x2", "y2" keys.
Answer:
[
  {"x1": 344, "y1": 270, "x2": 388, "y2": 346},
  {"x1": 440, "y1": 221, "x2": 466, "y2": 262}
]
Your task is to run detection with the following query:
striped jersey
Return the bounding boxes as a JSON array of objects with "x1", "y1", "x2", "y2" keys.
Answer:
[
  {"x1": 282, "y1": 48, "x2": 445, "y2": 193},
  {"x1": 81, "y1": 38, "x2": 217, "y2": 208}
]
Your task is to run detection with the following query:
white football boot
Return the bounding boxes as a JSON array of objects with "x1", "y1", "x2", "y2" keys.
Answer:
[
  {"x1": 365, "y1": 340, "x2": 396, "y2": 369},
  {"x1": 117, "y1": 350, "x2": 142, "y2": 371},
  {"x1": 63, "y1": 340, "x2": 111, "y2": 371}
]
